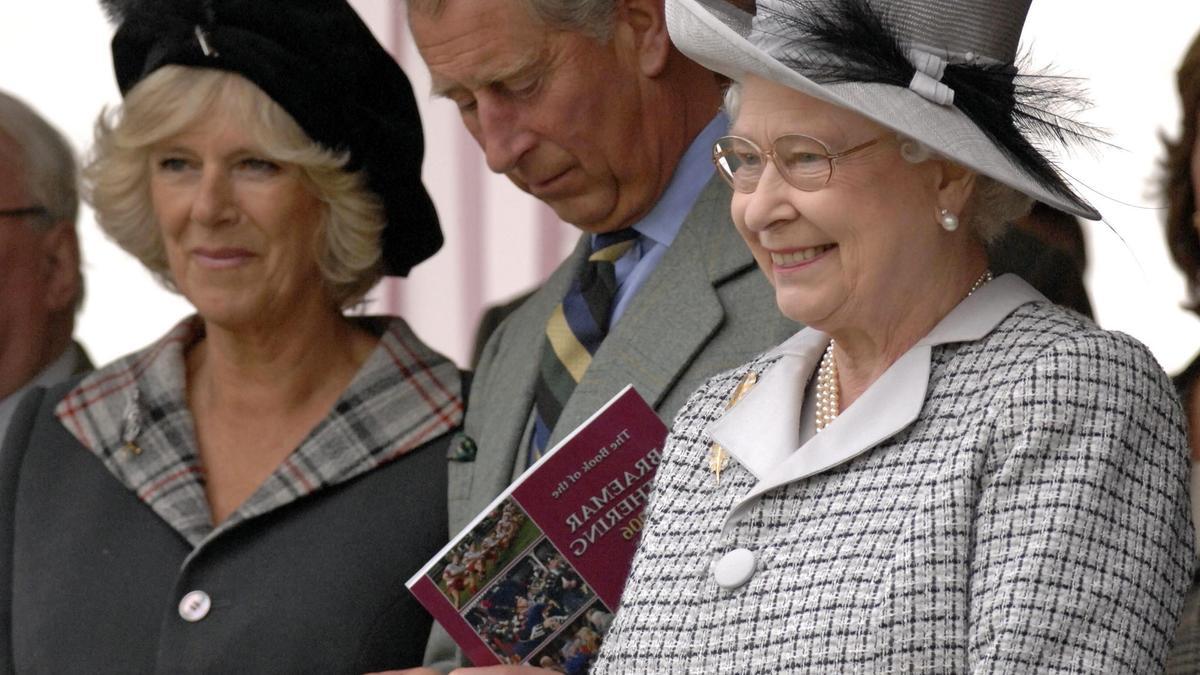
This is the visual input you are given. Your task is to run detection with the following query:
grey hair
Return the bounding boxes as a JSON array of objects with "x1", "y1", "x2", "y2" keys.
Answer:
[
  {"x1": 85, "y1": 66, "x2": 387, "y2": 309},
  {"x1": 962, "y1": 175, "x2": 1032, "y2": 243},
  {"x1": 0, "y1": 89, "x2": 79, "y2": 230},
  {"x1": 893, "y1": 138, "x2": 1032, "y2": 240},
  {"x1": 722, "y1": 82, "x2": 742, "y2": 120},
  {"x1": 408, "y1": 0, "x2": 616, "y2": 40}
]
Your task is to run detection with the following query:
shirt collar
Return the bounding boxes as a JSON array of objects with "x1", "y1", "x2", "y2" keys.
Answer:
[
  {"x1": 0, "y1": 343, "x2": 86, "y2": 439},
  {"x1": 709, "y1": 274, "x2": 1045, "y2": 530},
  {"x1": 593, "y1": 113, "x2": 729, "y2": 250},
  {"x1": 55, "y1": 315, "x2": 463, "y2": 547},
  {"x1": 760, "y1": 273, "x2": 1046, "y2": 361},
  {"x1": 0, "y1": 342, "x2": 83, "y2": 407}
]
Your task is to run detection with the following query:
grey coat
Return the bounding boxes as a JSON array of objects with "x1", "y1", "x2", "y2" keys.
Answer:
[
  {"x1": 425, "y1": 175, "x2": 797, "y2": 668},
  {"x1": 595, "y1": 276, "x2": 1193, "y2": 673}
]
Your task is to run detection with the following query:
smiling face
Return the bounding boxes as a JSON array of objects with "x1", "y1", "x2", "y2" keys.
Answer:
[
  {"x1": 148, "y1": 104, "x2": 328, "y2": 330},
  {"x1": 410, "y1": 0, "x2": 668, "y2": 233},
  {"x1": 729, "y1": 76, "x2": 969, "y2": 333}
]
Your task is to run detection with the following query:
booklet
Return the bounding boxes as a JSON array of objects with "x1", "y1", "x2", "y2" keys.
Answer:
[{"x1": 407, "y1": 385, "x2": 668, "y2": 670}]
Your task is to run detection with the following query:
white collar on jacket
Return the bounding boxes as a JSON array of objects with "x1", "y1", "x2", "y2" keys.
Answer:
[{"x1": 708, "y1": 273, "x2": 1046, "y2": 531}]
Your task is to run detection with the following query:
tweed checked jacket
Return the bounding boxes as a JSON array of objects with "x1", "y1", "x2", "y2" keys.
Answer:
[
  {"x1": 0, "y1": 316, "x2": 463, "y2": 673},
  {"x1": 595, "y1": 276, "x2": 1193, "y2": 673}
]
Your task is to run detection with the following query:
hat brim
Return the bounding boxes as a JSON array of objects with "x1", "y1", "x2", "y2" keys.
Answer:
[{"x1": 666, "y1": 0, "x2": 1101, "y2": 221}]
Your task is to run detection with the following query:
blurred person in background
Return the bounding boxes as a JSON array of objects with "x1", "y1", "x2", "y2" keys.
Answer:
[
  {"x1": 1164, "y1": 28, "x2": 1200, "y2": 675},
  {"x1": 989, "y1": 201, "x2": 1094, "y2": 319},
  {"x1": 0, "y1": 0, "x2": 462, "y2": 671},
  {"x1": 0, "y1": 90, "x2": 90, "y2": 443}
]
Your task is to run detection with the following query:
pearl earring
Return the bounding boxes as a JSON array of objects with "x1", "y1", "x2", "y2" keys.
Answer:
[{"x1": 939, "y1": 208, "x2": 959, "y2": 232}]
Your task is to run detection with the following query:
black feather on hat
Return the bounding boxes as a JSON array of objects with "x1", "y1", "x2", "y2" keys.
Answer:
[
  {"x1": 100, "y1": 0, "x2": 442, "y2": 277},
  {"x1": 762, "y1": 0, "x2": 1101, "y2": 222}
]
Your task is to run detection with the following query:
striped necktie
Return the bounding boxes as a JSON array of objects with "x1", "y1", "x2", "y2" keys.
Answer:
[{"x1": 529, "y1": 229, "x2": 639, "y2": 464}]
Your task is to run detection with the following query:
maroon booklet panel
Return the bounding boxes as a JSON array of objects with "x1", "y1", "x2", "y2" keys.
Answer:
[{"x1": 407, "y1": 386, "x2": 667, "y2": 670}]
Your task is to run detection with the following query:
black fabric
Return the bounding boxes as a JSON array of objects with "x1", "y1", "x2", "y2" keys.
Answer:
[
  {"x1": 1175, "y1": 351, "x2": 1200, "y2": 404},
  {"x1": 101, "y1": 0, "x2": 441, "y2": 276},
  {"x1": 0, "y1": 379, "x2": 450, "y2": 673},
  {"x1": 988, "y1": 227, "x2": 1094, "y2": 320}
]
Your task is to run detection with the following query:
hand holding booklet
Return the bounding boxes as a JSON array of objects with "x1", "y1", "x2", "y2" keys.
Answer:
[{"x1": 406, "y1": 386, "x2": 667, "y2": 671}]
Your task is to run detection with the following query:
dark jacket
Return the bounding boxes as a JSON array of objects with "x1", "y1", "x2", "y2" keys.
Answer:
[
  {"x1": 0, "y1": 382, "x2": 450, "y2": 674},
  {"x1": 0, "y1": 316, "x2": 462, "y2": 674}
]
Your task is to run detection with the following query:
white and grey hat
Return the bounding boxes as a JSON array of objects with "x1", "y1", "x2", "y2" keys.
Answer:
[{"x1": 667, "y1": 0, "x2": 1101, "y2": 220}]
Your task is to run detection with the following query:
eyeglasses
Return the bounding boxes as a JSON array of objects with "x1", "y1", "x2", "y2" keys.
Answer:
[
  {"x1": 712, "y1": 133, "x2": 887, "y2": 193},
  {"x1": 0, "y1": 205, "x2": 48, "y2": 219}
]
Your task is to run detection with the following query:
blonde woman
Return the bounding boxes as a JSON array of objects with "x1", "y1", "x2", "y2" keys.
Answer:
[{"x1": 0, "y1": 0, "x2": 459, "y2": 671}]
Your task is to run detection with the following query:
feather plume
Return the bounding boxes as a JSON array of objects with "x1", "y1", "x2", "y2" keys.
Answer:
[{"x1": 758, "y1": 0, "x2": 1104, "y2": 206}]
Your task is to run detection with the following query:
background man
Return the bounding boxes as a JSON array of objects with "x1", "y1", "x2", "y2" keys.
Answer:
[
  {"x1": 0, "y1": 90, "x2": 90, "y2": 442},
  {"x1": 407, "y1": 0, "x2": 795, "y2": 668}
]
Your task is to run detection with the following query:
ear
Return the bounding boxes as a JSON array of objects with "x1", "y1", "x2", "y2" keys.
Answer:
[
  {"x1": 932, "y1": 158, "x2": 976, "y2": 220},
  {"x1": 614, "y1": 0, "x2": 671, "y2": 78},
  {"x1": 39, "y1": 222, "x2": 82, "y2": 313}
]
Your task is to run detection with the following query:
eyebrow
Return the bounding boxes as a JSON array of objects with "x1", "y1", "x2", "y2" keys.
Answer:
[{"x1": 429, "y1": 50, "x2": 543, "y2": 99}]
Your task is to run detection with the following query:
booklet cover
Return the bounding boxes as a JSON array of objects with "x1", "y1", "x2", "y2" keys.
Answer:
[{"x1": 407, "y1": 385, "x2": 668, "y2": 670}]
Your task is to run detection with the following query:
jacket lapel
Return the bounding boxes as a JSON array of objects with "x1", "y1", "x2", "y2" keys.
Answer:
[
  {"x1": 710, "y1": 274, "x2": 1046, "y2": 530},
  {"x1": 466, "y1": 236, "x2": 591, "y2": 484},
  {"x1": 547, "y1": 177, "x2": 758, "y2": 444}
]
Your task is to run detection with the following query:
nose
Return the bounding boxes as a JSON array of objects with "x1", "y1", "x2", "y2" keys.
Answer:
[
  {"x1": 189, "y1": 167, "x2": 236, "y2": 228},
  {"x1": 473, "y1": 94, "x2": 537, "y2": 176},
  {"x1": 739, "y1": 161, "x2": 798, "y2": 233}
]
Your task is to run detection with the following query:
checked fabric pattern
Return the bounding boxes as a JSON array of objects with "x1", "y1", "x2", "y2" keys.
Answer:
[
  {"x1": 530, "y1": 229, "x2": 639, "y2": 464},
  {"x1": 52, "y1": 315, "x2": 463, "y2": 546},
  {"x1": 594, "y1": 301, "x2": 1192, "y2": 673}
]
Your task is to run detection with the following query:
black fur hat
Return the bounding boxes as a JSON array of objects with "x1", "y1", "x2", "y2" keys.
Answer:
[{"x1": 101, "y1": 0, "x2": 442, "y2": 277}]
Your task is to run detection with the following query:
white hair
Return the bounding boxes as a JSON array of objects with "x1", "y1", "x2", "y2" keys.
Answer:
[
  {"x1": 409, "y1": 0, "x2": 615, "y2": 40},
  {"x1": 0, "y1": 89, "x2": 79, "y2": 230}
]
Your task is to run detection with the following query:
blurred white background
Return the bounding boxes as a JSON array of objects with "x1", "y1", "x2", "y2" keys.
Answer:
[{"x1": 1, "y1": 1, "x2": 1198, "y2": 373}]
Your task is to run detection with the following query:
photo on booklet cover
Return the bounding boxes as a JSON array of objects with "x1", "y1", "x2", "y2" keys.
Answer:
[
  {"x1": 527, "y1": 599, "x2": 615, "y2": 674},
  {"x1": 427, "y1": 498, "x2": 540, "y2": 609},
  {"x1": 460, "y1": 538, "x2": 599, "y2": 664}
]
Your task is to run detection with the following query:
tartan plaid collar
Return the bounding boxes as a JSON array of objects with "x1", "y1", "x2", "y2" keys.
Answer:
[{"x1": 55, "y1": 315, "x2": 463, "y2": 547}]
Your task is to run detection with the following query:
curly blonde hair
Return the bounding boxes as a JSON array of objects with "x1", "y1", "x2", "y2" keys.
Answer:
[{"x1": 84, "y1": 66, "x2": 386, "y2": 308}]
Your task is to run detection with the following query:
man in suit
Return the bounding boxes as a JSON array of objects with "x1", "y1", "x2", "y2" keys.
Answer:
[
  {"x1": 0, "y1": 91, "x2": 90, "y2": 442},
  {"x1": 407, "y1": 0, "x2": 795, "y2": 666}
]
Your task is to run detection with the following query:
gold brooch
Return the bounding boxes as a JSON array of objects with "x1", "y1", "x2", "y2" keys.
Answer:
[{"x1": 707, "y1": 370, "x2": 757, "y2": 485}]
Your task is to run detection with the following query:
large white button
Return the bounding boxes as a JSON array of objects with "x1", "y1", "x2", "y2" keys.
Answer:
[
  {"x1": 178, "y1": 590, "x2": 211, "y2": 622},
  {"x1": 714, "y1": 548, "x2": 756, "y2": 589}
]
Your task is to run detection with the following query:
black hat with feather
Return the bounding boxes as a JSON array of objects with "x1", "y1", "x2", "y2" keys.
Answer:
[
  {"x1": 100, "y1": 0, "x2": 442, "y2": 276},
  {"x1": 667, "y1": 0, "x2": 1101, "y2": 220}
]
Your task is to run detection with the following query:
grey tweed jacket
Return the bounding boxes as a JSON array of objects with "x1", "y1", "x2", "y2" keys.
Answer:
[{"x1": 595, "y1": 275, "x2": 1193, "y2": 673}]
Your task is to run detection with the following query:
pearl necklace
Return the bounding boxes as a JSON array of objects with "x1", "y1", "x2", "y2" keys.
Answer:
[{"x1": 814, "y1": 270, "x2": 993, "y2": 432}]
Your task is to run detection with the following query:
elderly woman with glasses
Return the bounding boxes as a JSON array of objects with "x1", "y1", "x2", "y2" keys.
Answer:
[
  {"x1": 588, "y1": 0, "x2": 1193, "y2": 671},
  {"x1": 0, "y1": 0, "x2": 461, "y2": 671}
]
